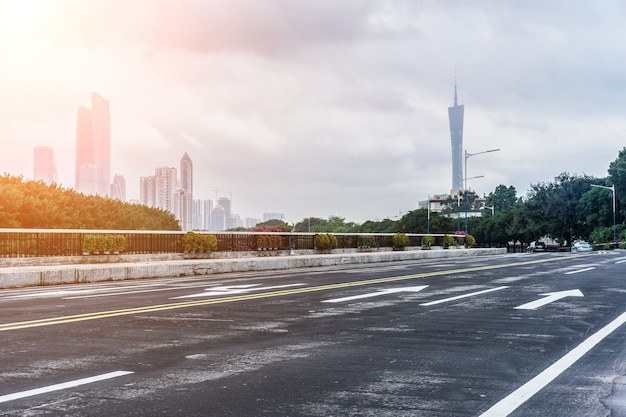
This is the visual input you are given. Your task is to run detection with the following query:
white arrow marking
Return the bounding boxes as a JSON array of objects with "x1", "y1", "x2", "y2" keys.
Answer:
[
  {"x1": 323, "y1": 286, "x2": 428, "y2": 303},
  {"x1": 172, "y1": 283, "x2": 305, "y2": 299},
  {"x1": 514, "y1": 289, "x2": 584, "y2": 310},
  {"x1": 0, "y1": 371, "x2": 133, "y2": 404},
  {"x1": 420, "y1": 286, "x2": 509, "y2": 307}
]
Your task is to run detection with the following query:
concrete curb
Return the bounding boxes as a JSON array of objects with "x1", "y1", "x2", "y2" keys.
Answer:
[{"x1": 0, "y1": 248, "x2": 506, "y2": 289}]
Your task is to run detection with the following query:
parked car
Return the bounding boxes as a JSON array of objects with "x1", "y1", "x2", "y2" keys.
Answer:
[
  {"x1": 571, "y1": 241, "x2": 593, "y2": 253},
  {"x1": 527, "y1": 241, "x2": 546, "y2": 253}
]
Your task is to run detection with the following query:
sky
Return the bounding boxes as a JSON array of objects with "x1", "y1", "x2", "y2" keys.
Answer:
[{"x1": 1, "y1": 0, "x2": 625, "y2": 224}]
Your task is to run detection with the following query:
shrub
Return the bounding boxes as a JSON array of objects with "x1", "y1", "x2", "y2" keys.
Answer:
[
  {"x1": 464, "y1": 234, "x2": 476, "y2": 247},
  {"x1": 181, "y1": 232, "x2": 218, "y2": 252},
  {"x1": 391, "y1": 232, "x2": 409, "y2": 249},
  {"x1": 83, "y1": 235, "x2": 97, "y2": 253},
  {"x1": 314, "y1": 233, "x2": 337, "y2": 250},
  {"x1": 422, "y1": 235, "x2": 435, "y2": 247},
  {"x1": 257, "y1": 235, "x2": 281, "y2": 250},
  {"x1": 358, "y1": 235, "x2": 374, "y2": 248},
  {"x1": 181, "y1": 232, "x2": 199, "y2": 252},
  {"x1": 199, "y1": 234, "x2": 218, "y2": 252},
  {"x1": 443, "y1": 234, "x2": 454, "y2": 248}
]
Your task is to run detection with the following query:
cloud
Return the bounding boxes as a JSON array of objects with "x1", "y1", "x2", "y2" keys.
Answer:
[{"x1": 1, "y1": 0, "x2": 626, "y2": 223}]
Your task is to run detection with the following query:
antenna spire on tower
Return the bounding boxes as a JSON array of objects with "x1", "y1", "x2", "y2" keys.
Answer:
[{"x1": 454, "y1": 76, "x2": 458, "y2": 107}]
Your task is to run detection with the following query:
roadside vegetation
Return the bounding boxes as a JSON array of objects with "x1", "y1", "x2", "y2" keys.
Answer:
[
  {"x1": 0, "y1": 174, "x2": 180, "y2": 230},
  {"x1": 4, "y1": 147, "x2": 626, "y2": 248},
  {"x1": 247, "y1": 148, "x2": 626, "y2": 248}
]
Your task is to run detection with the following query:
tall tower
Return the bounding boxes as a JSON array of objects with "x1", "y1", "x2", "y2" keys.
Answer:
[
  {"x1": 75, "y1": 92, "x2": 111, "y2": 196},
  {"x1": 448, "y1": 81, "x2": 464, "y2": 191}
]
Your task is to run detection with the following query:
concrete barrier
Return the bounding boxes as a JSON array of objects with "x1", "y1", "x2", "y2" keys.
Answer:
[{"x1": 0, "y1": 248, "x2": 506, "y2": 289}]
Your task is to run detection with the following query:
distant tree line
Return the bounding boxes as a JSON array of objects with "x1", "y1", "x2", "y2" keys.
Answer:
[
  {"x1": 236, "y1": 148, "x2": 626, "y2": 248},
  {"x1": 0, "y1": 174, "x2": 180, "y2": 230}
]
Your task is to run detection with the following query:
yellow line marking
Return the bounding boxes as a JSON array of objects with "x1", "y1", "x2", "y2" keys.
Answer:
[{"x1": 0, "y1": 255, "x2": 582, "y2": 331}]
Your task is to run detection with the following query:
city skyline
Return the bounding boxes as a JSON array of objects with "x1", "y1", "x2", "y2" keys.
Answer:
[{"x1": 2, "y1": 1, "x2": 626, "y2": 224}]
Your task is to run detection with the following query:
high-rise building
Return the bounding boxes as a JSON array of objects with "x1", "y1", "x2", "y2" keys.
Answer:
[
  {"x1": 448, "y1": 81, "x2": 464, "y2": 191},
  {"x1": 180, "y1": 152, "x2": 193, "y2": 195},
  {"x1": 155, "y1": 166, "x2": 177, "y2": 213},
  {"x1": 75, "y1": 92, "x2": 111, "y2": 196},
  {"x1": 34, "y1": 146, "x2": 56, "y2": 184},
  {"x1": 110, "y1": 174, "x2": 126, "y2": 201},
  {"x1": 179, "y1": 153, "x2": 193, "y2": 231},
  {"x1": 139, "y1": 176, "x2": 157, "y2": 208}
]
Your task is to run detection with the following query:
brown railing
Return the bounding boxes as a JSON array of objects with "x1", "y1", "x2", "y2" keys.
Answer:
[{"x1": 0, "y1": 229, "x2": 457, "y2": 258}]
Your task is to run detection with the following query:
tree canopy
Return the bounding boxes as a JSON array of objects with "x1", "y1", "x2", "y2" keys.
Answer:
[{"x1": 0, "y1": 175, "x2": 180, "y2": 230}]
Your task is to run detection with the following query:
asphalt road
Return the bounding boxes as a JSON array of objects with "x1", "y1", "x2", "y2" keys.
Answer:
[{"x1": 1, "y1": 251, "x2": 626, "y2": 416}]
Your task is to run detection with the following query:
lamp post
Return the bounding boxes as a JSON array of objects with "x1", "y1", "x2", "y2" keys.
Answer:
[
  {"x1": 462, "y1": 174, "x2": 485, "y2": 232},
  {"x1": 590, "y1": 184, "x2": 616, "y2": 248},
  {"x1": 464, "y1": 148, "x2": 500, "y2": 232},
  {"x1": 427, "y1": 197, "x2": 431, "y2": 234}
]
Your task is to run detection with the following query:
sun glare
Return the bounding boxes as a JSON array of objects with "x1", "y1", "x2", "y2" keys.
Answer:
[{"x1": 0, "y1": 0, "x2": 49, "y2": 37}]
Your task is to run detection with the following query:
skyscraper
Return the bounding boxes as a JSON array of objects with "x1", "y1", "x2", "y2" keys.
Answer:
[
  {"x1": 75, "y1": 92, "x2": 111, "y2": 196},
  {"x1": 110, "y1": 174, "x2": 126, "y2": 201},
  {"x1": 34, "y1": 146, "x2": 56, "y2": 184},
  {"x1": 448, "y1": 81, "x2": 464, "y2": 191},
  {"x1": 179, "y1": 153, "x2": 193, "y2": 231}
]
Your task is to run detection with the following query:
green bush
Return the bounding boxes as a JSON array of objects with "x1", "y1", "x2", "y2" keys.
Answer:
[
  {"x1": 181, "y1": 232, "x2": 218, "y2": 252},
  {"x1": 83, "y1": 234, "x2": 97, "y2": 253},
  {"x1": 464, "y1": 234, "x2": 476, "y2": 247},
  {"x1": 314, "y1": 233, "x2": 338, "y2": 250},
  {"x1": 199, "y1": 234, "x2": 218, "y2": 252},
  {"x1": 422, "y1": 235, "x2": 435, "y2": 247},
  {"x1": 358, "y1": 235, "x2": 374, "y2": 248},
  {"x1": 443, "y1": 234, "x2": 454, "y2": 248},
  {"x1": 391, "y1": 232, "x2": 409, "y2": 249},
  {"x1": 257, "y1": 235, "x2": 281, "y2": 250}
]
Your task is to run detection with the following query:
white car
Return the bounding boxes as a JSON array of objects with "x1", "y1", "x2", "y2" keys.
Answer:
[{"x1": 571, "y1": 241, "x2": 593, "y2": 252}]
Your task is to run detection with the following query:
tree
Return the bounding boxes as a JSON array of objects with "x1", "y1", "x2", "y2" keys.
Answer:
[
  {"x1": 607, "y1": 147, "x2": 626, "y2": 220},
  {"x1": 523, "y1": 173, "x2": 596, "y2": 245},
  {"x1": 485, "y1": 185, "x2": 518, "y2": 212}
]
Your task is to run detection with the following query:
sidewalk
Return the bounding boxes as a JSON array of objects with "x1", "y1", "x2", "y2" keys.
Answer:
[{"x1": 0, "y1": 247, "x2": 506, "y2": 289}]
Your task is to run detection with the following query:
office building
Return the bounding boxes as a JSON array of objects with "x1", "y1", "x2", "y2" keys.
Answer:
[
  {"x1": 110, "y1": 174, "x2": 126, "y2": 201},
  {"x1": 178, "y1": 153, "x2": 193, "y2": 231},
  {"x1": 33, "y1": 146, "x2": 56, "y2": 184},
  {"x1": 448, "y1": 81, "x2": 464, "y2": 191},
  {"x1": 75, "y1": 92, "x2": 111, "y2": 196}
]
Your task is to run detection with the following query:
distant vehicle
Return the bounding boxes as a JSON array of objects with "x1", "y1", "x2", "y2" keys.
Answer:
[
  {"x1": 527, "y1": 241, "x2": 546, "y2": 253},
  {"x1": 571, "y1": 241, "x2": 593, "y2": 253}
]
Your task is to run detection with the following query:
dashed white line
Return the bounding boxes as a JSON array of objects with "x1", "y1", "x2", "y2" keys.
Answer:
[
  {"x1": 0, "y1": 371, "x2": 134, "y2": 404},
  {"x1": 565, "y1": 267, "x2": 595, "y2": 275},
  {"x1": 419, "y1": 286, "x2": 509, "y2": 307}
]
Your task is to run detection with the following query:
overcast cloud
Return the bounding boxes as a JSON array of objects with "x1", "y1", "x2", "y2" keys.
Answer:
[{"x1": 1, "y1": 0, "x2": 625, "y2": 223}]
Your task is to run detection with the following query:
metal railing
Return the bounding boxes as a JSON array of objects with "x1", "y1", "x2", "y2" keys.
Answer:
[{"x1": 0, "y1": 229, "x2": 459, "y2": 258}]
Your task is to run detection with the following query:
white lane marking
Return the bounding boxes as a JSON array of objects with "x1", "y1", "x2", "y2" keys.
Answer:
[
  {"x1": 616, "y1": 259, "x2": 626, "y2": 264},
  {"x1": 0, "y1": 371, "x2": 133, "y2": 404},
  {"x1": 419, "y1": 286, "x2": 509, "y2": 307},
  {"x1": 172, "y1": 283, "x2": 306, "y2": 299},
  {"x1": 514, "y1": 289, "x2": 584, "y2": 310},
  {"x1": 479, "y1": 310, "x2": 626, "y2": 417},
  {"x1": 565, "y1": 267, "x2": 595, "y2": 275},
  {"x1": 323, "y1": 286, "x2": 429, "y2": 303}
]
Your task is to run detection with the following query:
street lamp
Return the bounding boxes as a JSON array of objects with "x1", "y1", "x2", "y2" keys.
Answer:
[
  {"x1": 590, "y1": 184, "x2": 616, "y2": 248},
  {"x1": 464, "y1": 148, "x2": 500, "y2": 232},
  {"x1": 462, "y1": 174, "x2": 485, "y2": 232},
  {"x1": 427, "y1": 197, "x2": 431, "y2": 234}
]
